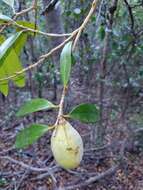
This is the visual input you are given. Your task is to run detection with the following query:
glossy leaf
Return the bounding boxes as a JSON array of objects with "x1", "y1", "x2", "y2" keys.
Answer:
[
  {"x1": 16, "y1": 98, "x2": 56, "y2": 117},
  {"x1": 0, "y1": 32, "x2": 23, "y2": 66},
  {"x1": 68, "y1": 103, "x2": 99, "y2": 123},
  {"x1": 2, "y1": 0, "x2": 14, "y2": 8},
  {"x1": 15, "y1": 124, "x2": 49, "y2": 149},
  {"x1": 60, "y1": 41, "x2": 72, "y2": 86},
  {"x1": 0, "y1": 34, "x2": 25, "y2": 95}
]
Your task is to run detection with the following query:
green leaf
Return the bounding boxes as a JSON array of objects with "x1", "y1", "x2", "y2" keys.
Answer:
[
  {"x1": 3, "y1": 49, "x2": 25, "y2": 87},
  {"x1": 16, "y1": 21, "x2": 38, "y2": 36},
  {"x1": 15, "y1": 20, "x2": 38, "y2": 36},
  {"x1": 2, "y1": 0, "x2": 14, "y2": 8},
  {"x1": 13, "y1": 33, "x2": 27, "y2": 55},
  {"x1": 0, "y1": 34, "x2": 25, "y2": 96},
  {"x1": 0, "y1": 31, "x2": 24, "y2": 66},
  {"x1": 0, "y1": 35, "x2": 8, "y2": 95},
  {"x1": 15, "y1": 124, "x2": 49, "y2": 149},
  {"x1": 60, "y1": 41, "x2": 72, "y2": 86},
  {"x1": 71, "y1": 52, "x2": 76, "y2": 65},
  {"x1": 16, "y1": 20, "x2": 36, "y2": 29},
  {"x1": 0, "y1": 35, "x2": 5, "y2": 43},
  {"x1": 68, "y1": 103, "x2": 100, "y2": 123},
  {"x1": 0, "y1": 14, "x2": 13, "y2": 24},
  {"x1": 16, "y1": 98, "x2": 56, "y2": 117},
  {"x1": 16, "y1": 21, "x2": 35, "y2": 28},
  {"x1": 0, "y1": 71, "x2": 9, "y2": 96}
]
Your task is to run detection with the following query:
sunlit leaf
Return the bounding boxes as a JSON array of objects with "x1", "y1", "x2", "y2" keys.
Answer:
[
  {"x1": 0, "y1": 34, "x2": 25, "y2": 95},
  {"x1": 0, "y1": 32, "x2": 24, "y2": 66},
  {"x1": 13, "y1": 33, "x2": 27, "y2": 55}
]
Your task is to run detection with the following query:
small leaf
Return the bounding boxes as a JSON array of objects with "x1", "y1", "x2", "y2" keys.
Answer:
[
  {"x1": 16, "y1": 98, "x2": 56, "y2": 117},
  {"x1": 15, "y1": 124, "x2": 49, "y2": 149},
  {"x1": 2, "y1": 0, "x2": 14, "y2": 8},
  {"x1": 60, "y1": 41, "x2": 72, "y2": 87},
  {"x1": 0, "y1": 14, "x2": 13, "y2": 24},
  {"x1": 0, "y1": 31, "x2": 24, "y2": 66},
  {"x1": 68, "y1": 103, "x2": 99, "y2": 123}
]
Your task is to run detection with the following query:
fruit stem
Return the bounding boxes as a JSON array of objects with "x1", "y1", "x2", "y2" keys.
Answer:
[
  {"x1": 49, "y1": 125, "x2": 56, "y2": 130},
  {"x1": 55, "y1": 86, "x2": 68, "y2": 126}
]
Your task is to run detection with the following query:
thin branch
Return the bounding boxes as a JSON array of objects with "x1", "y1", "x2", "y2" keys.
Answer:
[
  {"x1": 0, "y1": 1, "x2": 69, "y2": 38},
  {"x1": 13, "y1": 21, "x2": 71, "y2": 37},
  {"x1": 0, "y1": 0, "x2": 36, "y2": 33},
  {"x1": 73, "y1": 0, "x2": 100, "y2": 50},
  {"x1": 13, "y1": 6, "x2": 34, "y2": 20},
  {"x1": 0, "y1": 30, "x2": 78, "y2": 83},
  {"x1": 41, "y1": 0, "x2": 59, "y2": 15},
  {"x1": 0, "y1": 16, "x2": 71, "y2": 37},
  {"x1": 96, "y1": 0, "x2": 105, "y2": 27},
  {"x1": 0, "y1": 156, "x2": 57, "y2": 172},
  {"x1": 0, "y1": 0, "x2": 100, "y2": 83},
  {"x1": 65, "y1": 165, "x2": 119, "y2": 190},
  {"x1": 54, "y1": 86, "x2": 67, "y2": 126}
]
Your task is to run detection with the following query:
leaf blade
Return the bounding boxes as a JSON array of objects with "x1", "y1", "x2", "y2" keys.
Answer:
[
  {"x1": 60, "y1": 41, "x2": 72, "y2": 86},
  {"x1": 0, "y1": 34, "x2": 26, "y2": 95},
  {"x1": 0, "y1": 31, "x2": 24, "y2": 67},
  {"x1": 4, "y1": 49, "x2": 25, "y2": 87},
  {"x1": 68, "y1": 103, "x2": 100, "y2": 123},
  {"x1": 15, "y1": 124, "x2": 49, "y2": 149},
  {"x1": 16, "y1": 98, "x2": 56, "y2": 117}
]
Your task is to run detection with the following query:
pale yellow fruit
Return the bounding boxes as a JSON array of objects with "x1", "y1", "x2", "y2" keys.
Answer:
[{"x1": 51, "y1": 120, "x2": 83, "y2": 169}]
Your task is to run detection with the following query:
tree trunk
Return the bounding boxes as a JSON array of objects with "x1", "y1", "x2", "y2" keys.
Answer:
[
  {"x1": 42, "y1": 0, "x2": 65, "y2": 100},
  {"x1": 96, "y1": 0, "x2": 118, "y2": 146}
]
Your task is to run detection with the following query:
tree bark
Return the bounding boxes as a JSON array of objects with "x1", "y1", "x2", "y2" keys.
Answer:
[
  {"x1": 96, "y1": 0, "x2": 118, "y2": 146},
  {"x1": 42, "y1": 0, "x2": 65, "y2": 100}
]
